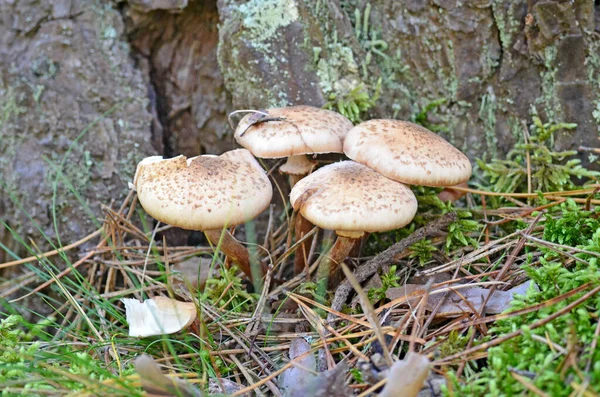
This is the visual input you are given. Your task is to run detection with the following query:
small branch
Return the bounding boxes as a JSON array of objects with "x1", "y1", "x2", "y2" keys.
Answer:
[{"x1": 328, "y1": 213, "x2": 457, "y2": 321}]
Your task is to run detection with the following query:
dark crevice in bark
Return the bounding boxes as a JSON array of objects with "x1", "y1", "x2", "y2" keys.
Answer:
[
  {"x1": 148, "y1": 63, "x2": 173, "y2": 157},
  {"x1": 117, "y1": 0, "x2": 233, "y2": 159},
  {"x1": 492, "y1": 8, "x2": 504, "y2": 78}
]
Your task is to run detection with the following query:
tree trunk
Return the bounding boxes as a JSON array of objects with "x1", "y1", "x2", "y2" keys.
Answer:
[{"x1": 217, "y1": 0, "x2": 600, "y2": 163}]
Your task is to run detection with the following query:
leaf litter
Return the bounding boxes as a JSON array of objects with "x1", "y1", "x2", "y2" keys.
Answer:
[{"x1": 2, "y1": 178, "x2": 600, "y2": 396}]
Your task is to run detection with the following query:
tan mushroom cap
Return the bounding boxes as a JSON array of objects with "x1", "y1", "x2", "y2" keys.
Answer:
[
  {"x1": 344, "y1": 120, "x2": 472, "y2": 187},
  {"x1": 234, "y1": 106, "x2": 354, "y2": 158},
  {"x1": 134, "y1": 149, "x2": 272, "y2": 230},
  {"x1": 289, "y1": 161, "x2": 417, "y2": 236}
]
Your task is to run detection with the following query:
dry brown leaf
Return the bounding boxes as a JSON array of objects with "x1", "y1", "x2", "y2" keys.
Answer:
[
  {"x1": 386, "y1": 281, "x2": 535, "y2": 316},
  {"x1": 379, "y1": 353, "x2": 430, "y2": 397}
]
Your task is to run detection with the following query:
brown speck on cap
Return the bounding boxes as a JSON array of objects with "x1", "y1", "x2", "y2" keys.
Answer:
[
  {"x1": 134, "y1": 149, "x2": 272, "y2": 230},
  {"x1": 344, "y1": 120, "x2": 472, "y2": 187},
  {"x1": 234, "y1": 106, "x2": 354, "y2": 158},
  {"x1": 289, "y1": 161, "x2": 417, "y2": 234}
]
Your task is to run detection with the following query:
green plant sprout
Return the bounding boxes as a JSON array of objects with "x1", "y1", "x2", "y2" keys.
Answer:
[
  {"x1": 323, "y1": 78, "x2": 381, "y2": 123},
  {"x1": 368, "y1": 265, "x2": 401, "y2": 301},
  {"x1": 477, "y1": 115, "x2": 600, "y2": 193},
  {"x1": 412, "y1": 98, "x2": 449, "y2": 133},
  {"x1": 408, "y1": 239, "x2": 438, "y2": 266},
  {"x1": 202, "y1": 265, "x2": 256, "y2": 313}
]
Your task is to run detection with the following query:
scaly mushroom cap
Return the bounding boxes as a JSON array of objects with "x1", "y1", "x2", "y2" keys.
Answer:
[
  {"x1": 134, "y1": 149, "x2": 272, "y2": 230},
  {"x1": 234, "y1": 106, "x2": 354, "y2": 158},
  {"x1": 289, "y1": 161, "x2": 417, "y2": 235},
  {"x1": 344, "y1": 120, "x2": 472, "y2": 187}
]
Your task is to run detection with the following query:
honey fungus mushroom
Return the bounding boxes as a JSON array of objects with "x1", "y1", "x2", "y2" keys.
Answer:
[
  {"x1": 290, "y1": 161, "x2": 417, "y2": 283},
  {"x1": 133, "y1": 149, "x2": 272, "y2": 282},
  {"x1": 234, "y1": 105, "x2": 354, "y2": 183},
  {"x1": 344, "y1": 119, "x2": 472, "y2": 187}
]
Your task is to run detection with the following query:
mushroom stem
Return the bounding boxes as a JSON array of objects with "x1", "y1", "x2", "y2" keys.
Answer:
[
  {"x1": 280, "y1": 155, "x2": 316, "y2": 186},
  {"x1": 348, "y1": 232, "x2": 370, "y2": 258},
  {"x1": 293, "y1": 213, "x2": 315, "y2": 275},
  {"x1": 316, "y1": 235, "x2": 360, "y2": 286},
  {"x1": 204, "y1": 229, "x2": 258, "y2": 281}
]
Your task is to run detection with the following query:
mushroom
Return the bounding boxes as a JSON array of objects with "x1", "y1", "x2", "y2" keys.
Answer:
[
  {"x1": 343, "y1": 119, "x2": 472, "y2": 187},
  {"x1": 234, "y1": 105, "x2": 354, "y2": 275},
  {"x1": 134, "y1": 149, "x2": 272, "y2": 282},
  {"x1": 290, "y1": 161, "x2": 417, "y2": 284},
  {"x1": 234, "y1": 105, "x2": 354, "y2": 185}
]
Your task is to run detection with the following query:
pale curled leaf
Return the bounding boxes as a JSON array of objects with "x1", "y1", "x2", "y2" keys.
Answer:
[
  {"x1": 134, "y1": 354, "x2": 203, "y2": 397},
  {"x1": 379, "y1": 353, "x2": 430, "y2": 397},
  {"x1": 386, "y1": 281, "x2": 536, "y2": 316},
  {"x1": 279, "y1": 338, "x2": 317, "y2": 395},
  {"x1": 122, "y1": 296, "x2": 196, "y2": 337}
]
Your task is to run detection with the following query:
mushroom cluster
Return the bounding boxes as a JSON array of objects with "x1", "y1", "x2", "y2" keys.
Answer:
[
  {"x1": 288, "y1": 118, "x2": 472, "y2": 283},
  {"x1": 132, "y1": 106, "x2": 472, "y2": 289}
]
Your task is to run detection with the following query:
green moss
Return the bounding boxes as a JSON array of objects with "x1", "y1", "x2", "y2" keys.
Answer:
[
  {"x1": 477, "y1": 115, "x2": 598, "y2": 193},
  {"x1": 447, "y1": 202, "x2": 600, "y2": 396}
]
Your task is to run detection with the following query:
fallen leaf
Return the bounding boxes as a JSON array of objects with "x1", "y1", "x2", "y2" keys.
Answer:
[
  {"x1": 379, "y1": 353, "x2": 430, "y2": 397},
  {"x1": 279, "y1": 338, "x2": 317, "y2": 395},
  {"x1": 122, "y1": 296, "x2": 196, "y2": 337},
  {"x1": 134, "y1": 354, "x2": 203, "y2": 397},
  {"x1": 386, "y1": 281, "x2": 536, "y2": 316}
]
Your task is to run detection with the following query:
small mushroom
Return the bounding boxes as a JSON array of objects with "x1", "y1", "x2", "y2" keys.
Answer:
[
  {"x1": 134, "y1": 149, "x2": 272, "y2": 282},
  {"x1": 234, "y1": 105, "x2": 354, "y2": 184},
  {"x1": 290, "y1": 161, "x2": 417, "y2": 284},
  {"x1": 343, "y1": 119, "x2": 472, "y2": 186}
]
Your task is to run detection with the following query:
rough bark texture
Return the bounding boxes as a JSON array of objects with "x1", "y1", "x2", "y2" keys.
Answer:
[
  {"x1": 1, "y1": 0, "x2": 599, "y2": 263},
  {"x1": 216, "y1": 0, "x2": 600, "y2": 162},
  {"x1": 0, "y1": 0, "x2": 155, "y2": 263}
]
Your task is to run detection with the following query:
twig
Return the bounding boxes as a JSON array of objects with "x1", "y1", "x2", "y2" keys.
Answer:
[
  {"x1": 408, "y1": 279, "x2": 432, "y2": 354},
  {"x1": 0, "y1": 228, "x2": 103, "y2": 269},
  {"x1": 341, "y1": 263, "x2": 393, "y2": 367},
  {"x1": 328, "y1": 213, "x2": 457, "y2": 321}
]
